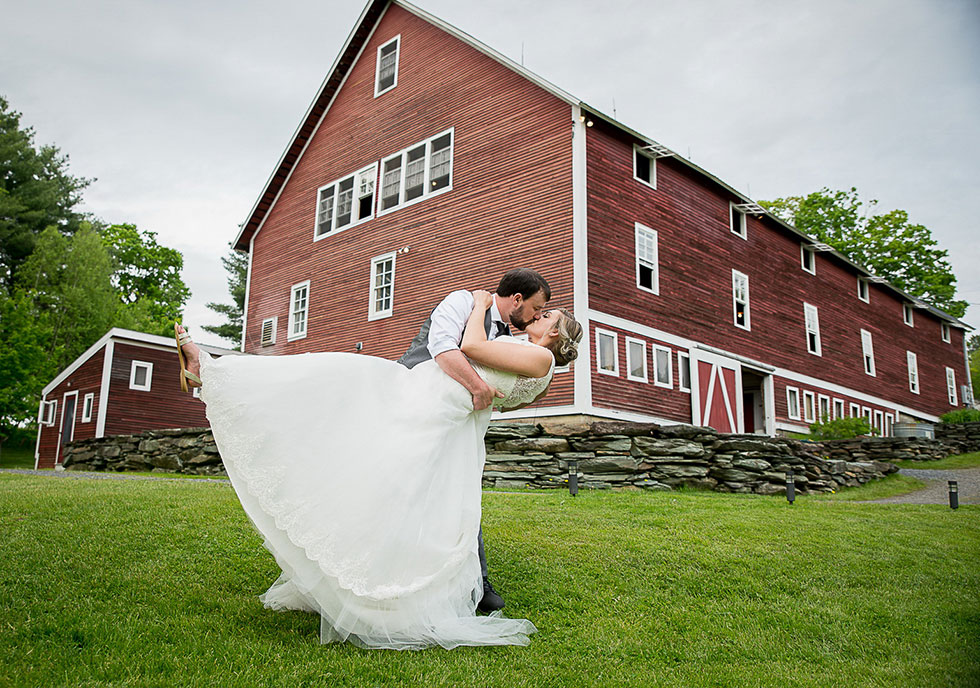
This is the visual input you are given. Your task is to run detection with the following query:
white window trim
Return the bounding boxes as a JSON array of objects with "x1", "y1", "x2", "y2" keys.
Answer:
[
  {"x1": 804, "y1": 302, "x2": 821, "y2": 356},
  {"x1": 729, "y1": 202, "x2": 747, "y2": 240},
  {"x1": 884, "y1": 413, "x2": 894, "y2": 437},
  {"x1": 801, "y1": 245, "x2": 816, "y2": 275},
  {"x1": 81, "y1": 393, "x2": 94, "y2": 423},
  {"x1": 624, "y1": 337, "x2": 648, "y2": 382},
  {"x1": 803, "y1": 390, "x2": 816, "y2": 423},
  {"x1": 817, "y1": 394, "x2": 831, "y2": 423},
  {"x1": 833, "y1": 398, "x2": 845, "y2": 420},
  {"x1": 945, "y1": 367, "x2": 957, "y2": 406},
  {"x1": 377, "y1": 128, "x2": 454, "y2": 216},
  {"x1": 40, "y1": 399, "x2": 57, "y2": 426},
  {"x1": 857, "y1": 277, "x2": 870, "y2": 303},
  {"x1": 903, "y1": 303, "x2": 914, "y2": 327},
  {"x1": 313, "y1": 163, "x2": 378, "y2": 241},
  {"x1": 849, "y1": 402, "x2": 861, "y2": 418},
  {"x1": 632, "y1": 145, "x2": 657, "y2": 189},
  {"x1": 129, "y1": 360, "x2": 153, "y2": 392},
  {"x1": 374, "y1": 35, "x2": 400, "y2": 97},
  {"x1": 907, "y1": 351, "x2": 919, "y2": 394},
  {"x1": 786, "y1": 386, "x2": 801, "y2": 421},
  {"x1": 261, "y1": 316, "x2": 277, "y2": 347},
  {"x1": 192, "y1": 386, "x2": 202, "y2": 399},
  {"x1": 861, "y1": 329, "x2": 876, "y2": 377},
  {"x1": 732, "y1": 269, "x2": 750, "y2": 331},
  {"x1": 862, "y1": 407, "x2": 873, "y2": 426},
  {"x1": 595, "y1": 328, "x2": 619, "y2": 377},
  {"x1": 677, "y1": 351, "x2": 691, "y2": 393},
  {"x1": 941, "y1": 322, "x2": 951, "y2": 343},
  {"x1": 288, "y1": 280, "x2": 310, "y2": 342},
  {"x1": 368, "y1": 252, "x2": 396, "y2": 321},
  {"x1": 652, "y1": 345, "x2": 673, "y2": 389},
  {"x1": 635, "y1": 223, "x2": 659, "y2": 295},
  {"x1": 873, "y1": 410, "x2": 884, "y2": 435}
]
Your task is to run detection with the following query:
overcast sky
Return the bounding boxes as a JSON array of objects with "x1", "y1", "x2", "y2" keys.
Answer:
[{"x1": 3, "y1": 0, "x2": 978, "y2": 346}]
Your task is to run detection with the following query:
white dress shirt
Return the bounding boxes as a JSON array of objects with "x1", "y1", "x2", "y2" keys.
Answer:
[{"x1": 427, "y1": 290, "x2": 507, "y2": 359}]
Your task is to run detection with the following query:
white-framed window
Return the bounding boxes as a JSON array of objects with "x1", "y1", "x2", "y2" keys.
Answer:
[
  {"x1": 862, "y1": 407, "x2": 872, "y2": 427},
  {"x1": 903, "y1": 303, "x2": 914, "y2": 327},
  {"x1": 635, "y1": 223, "x2": 659, "y2": 295},
  {"x1": 818, "y1": 394, "x2": 831, "y2": 423},
  {"x1": 946, "y1": 367, "x2": 957, "y2": 406},
  {"x1": 860, "y1": 329, "x2": 876, "y2": 376},
  {"x1": 288, "y1": 281, "x2": 310, "y2": 341},
  {"x1": 129, "y1": 360, "x2": 153, "y2": 391},
  {"x1": 849, "y1": 402, "x2": 861, "y2": 418},
  {"x1": 374, "y1": 35, "x2": 400, "y2": 96},
  {"x1": 653, "y1": 345, "x2": 672, "y2": 388},
  {"x1": 732, "y1": 270, "x2": 750, "y2": 330},
  {"x1": 192, "y1": 386, "x2": 201, "y2": 399},
  {"x1": 884, "y1": 413, "x2": 894, "y2": 437},
  {"x1": 941, "y1": 322, "x2": 951, "y2": 343},
  {"x1": 804, "y1": 303, "x2": 821, "y2": 356},
  {"x1": 857, "y1": 277, "x2": 870, "y2": 303},
  {"x1": 81, "y1": 393, "x2": 94, "y2": 423},
  {"x1": 260, "y1": 317, "x2": 277, "y2": 347},
  {"x1": 314, "y1": 164, "x2": 377, "y2": 239},
  {"x1": 786, "y1": 386, "x2": 801, "y2": 421},
  {"x1": 40, "y1": 399, "x2": 57, "y2": 426},
  {"x1": 596, "y1": 329, "x2": 619, "y2": 376},
  {"x1": 730, "y1": 202, "x2": 746, "y2": 239},
  {"x1": 801, "y1": 245, "x2": 816, "y2": 274},
  {"x1": 874, "y1": 410, "x2": 884, "y2": 435},
  {"x1": 907, "y1": 351, "x2": 919, "y2": 394},
  {"x1": 625, "y1": 337, "x2": 647, "y2": 382},
  {"x1": 368, "y1": 253, "x2": 395, "y2": 320},
  {"x1": 379, "y1": 129, "x2": 453, "y2": 214},
  {"x1": 803, "y1": 390, "x2": 816, "y2": 423},
  {"x1": 633, "y1": 145, "x2": 656, "y2": 188},
  {"x1": 677, "y1": 352, "x2": 691, "y2": 393},
  {"x1": 833, "y1": 398, "x2": 845, "y2": 420}
]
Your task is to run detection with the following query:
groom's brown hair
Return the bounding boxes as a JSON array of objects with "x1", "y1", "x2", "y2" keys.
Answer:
[{"x1": 497, "y1": 268, "x2": 551, "y2": 301}]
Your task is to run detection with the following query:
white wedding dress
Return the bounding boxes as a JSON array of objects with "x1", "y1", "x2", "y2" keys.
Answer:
[{"x1": 198, "y1": 336, "x2": 551, "y2": 650}]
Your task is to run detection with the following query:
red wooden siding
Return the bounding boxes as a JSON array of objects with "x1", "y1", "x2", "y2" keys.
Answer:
[
  {"x1": 244, "y1": 4, "x2": 575, "y2": 410},
  {"x1": 585, "y1": 120, "x2": 967, "y2": 420},
  {"x1": 103, "y1": 343, "x2": 208, "y2": 437},
  {"x1": 36, "y1": 348, "x2": 106, "y2": 469}
]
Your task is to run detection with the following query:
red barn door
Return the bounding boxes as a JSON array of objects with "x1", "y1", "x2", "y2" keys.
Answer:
[{"x1": 690, "y1": 350, "x2": 743, "y2": 434}]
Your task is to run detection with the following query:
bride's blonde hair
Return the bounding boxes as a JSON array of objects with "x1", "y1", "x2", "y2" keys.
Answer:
[{"x1": 545, "y1": 308, "x2": 584, "y2": 367}]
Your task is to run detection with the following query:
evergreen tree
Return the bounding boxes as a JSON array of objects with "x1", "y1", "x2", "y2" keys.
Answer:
[{"x1": 202, "y1": 248, "x2": 247, "y2": 345}]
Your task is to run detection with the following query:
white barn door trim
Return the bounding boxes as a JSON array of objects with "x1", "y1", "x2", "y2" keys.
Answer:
[{"x1": 690, "y1": 349, "x2": 744, "y2": 434}]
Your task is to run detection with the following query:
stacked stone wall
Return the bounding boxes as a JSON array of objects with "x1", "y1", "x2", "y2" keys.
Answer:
[
  {"x1": 933, "y1": 421, "x2": 980, "y2": 454},
  {"x1": 63, "y1": 427, "x2": 223, "y2": 475}
]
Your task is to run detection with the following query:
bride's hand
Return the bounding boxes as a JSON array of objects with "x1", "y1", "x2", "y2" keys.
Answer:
[{"x1": 471, "y1": 290, "x2": 493, "y2": 311}]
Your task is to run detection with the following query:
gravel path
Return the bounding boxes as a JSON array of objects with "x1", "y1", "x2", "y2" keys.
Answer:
[
  {"x1": 864, "y1": 467, "x2": 980, "y2": 505},
  {"x1": 0, "y1": 468, "x2": 229, "y2": 484}
]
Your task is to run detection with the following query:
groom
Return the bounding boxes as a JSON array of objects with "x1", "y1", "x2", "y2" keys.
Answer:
[{"x1": 397, "y1": 267, "x2": 551, "y2": 612}]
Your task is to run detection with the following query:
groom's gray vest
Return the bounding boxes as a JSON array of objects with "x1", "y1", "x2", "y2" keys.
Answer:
[{"x1": 397, "y1": 308, "x2": 496, "y2": 369}]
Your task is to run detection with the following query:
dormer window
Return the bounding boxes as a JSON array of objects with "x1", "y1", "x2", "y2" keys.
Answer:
[
  {"x1": 633, "y1": 145, "x2": 656, "y2": 188},
  {"x1": 903, "y1": 303, "x2": 914, "y2": 327},
  {"x1": 375, "y1": 36, "x2": 400, "y2": 97},
  {"x1": 801, "y1": 245, "x2": 816, "y2": 274}
]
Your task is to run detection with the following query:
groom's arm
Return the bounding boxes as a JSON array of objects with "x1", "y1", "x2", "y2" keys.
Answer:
[
  {"x1": 428, "y1": 290, "x2": 501, "y2": 411},
  {"x1": 434, "y1": 350, "x2": 499, "y2": 411}
]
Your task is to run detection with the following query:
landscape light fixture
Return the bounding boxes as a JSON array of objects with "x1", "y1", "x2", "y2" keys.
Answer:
[
  {"x1": 949, "y1": 480, "x2": 958, "y2": 510},
  {"x1": 567, "y1": 459, "x2": 578, "y2": 497},
  {"x1": 785, "y1": 471, "x2": 795, "y2": 505}
]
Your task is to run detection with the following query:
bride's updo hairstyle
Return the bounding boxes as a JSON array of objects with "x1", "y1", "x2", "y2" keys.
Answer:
[{"x1": 546, "y1": 308, "x2": 584, "y2": 367}]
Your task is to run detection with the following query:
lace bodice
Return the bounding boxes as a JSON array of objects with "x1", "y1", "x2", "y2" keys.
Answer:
[{"x1": 470, "y1": 336, "x2": 555, "y2": 409}]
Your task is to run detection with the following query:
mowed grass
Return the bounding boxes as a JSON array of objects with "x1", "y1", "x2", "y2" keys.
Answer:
[
  {"x1": 891, "y1": 451, "x2": 980, "y2": 471},
  {"x1": 0, "y1": 445, "x2": 36, "y2": 469},
  {"x1": 1, "y1": 474, "x2": 978, "y2": 687}
]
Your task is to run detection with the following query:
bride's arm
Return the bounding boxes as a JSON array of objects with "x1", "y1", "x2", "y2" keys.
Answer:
[{"x1": 461, "y1": 291, "x2": 553, "y2": 378}]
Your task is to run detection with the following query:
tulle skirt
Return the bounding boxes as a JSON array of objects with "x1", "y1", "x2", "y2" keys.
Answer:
[{"x1": 199, "y1": 351, "x2": 536, "y2": 650}]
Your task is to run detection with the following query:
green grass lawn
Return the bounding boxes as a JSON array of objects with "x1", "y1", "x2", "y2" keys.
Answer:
[
  {"x1": 0, "y1": 445, "x2": 35, "y2": 469},
  {"x1": 891, "y1": 451, "x2": 980, "y2": 471},
  {"x1": 1, "y1": 474, "x2": 977, "y2": 687}
]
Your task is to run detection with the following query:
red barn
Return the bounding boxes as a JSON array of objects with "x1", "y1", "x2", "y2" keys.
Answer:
[
  {"x1": 231, "y1": 0, "x2": 973, "y2": 436},
  {"x1": 34, "y1": 329, "x2": 241, "y2": 469}
]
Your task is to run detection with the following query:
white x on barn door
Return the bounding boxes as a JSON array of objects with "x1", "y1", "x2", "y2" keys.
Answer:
[{"x1": 690, "y1": 349, "x2": 743, "y2": 434}]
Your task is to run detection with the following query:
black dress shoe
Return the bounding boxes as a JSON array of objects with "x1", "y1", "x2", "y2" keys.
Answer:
[{"x1": 477, "y1": 576, "x2": 505, "y2": 613}]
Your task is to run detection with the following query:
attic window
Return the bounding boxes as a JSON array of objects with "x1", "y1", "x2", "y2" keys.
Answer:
[
  {"x1": 633, "y1": 145, "x2": 656, "y2": 188},
  {"x1": 903, "y1": 303, "x2": 914, "y2": 327},
  {"x1": 857, "y1": 277, "x2": 869, "y2": 303},
  {"x1": 375, "y1": 36, "x2": 400, "y2": 96},
  {"x1": 801, "y1": 245, "x2": 816, "y2": 274},
  {"x1": 941, "y1": 322, "x2": 951, "y2": 343},
  {"x1": 730, "y1": 203, "x2": 746, "y2": 239}
]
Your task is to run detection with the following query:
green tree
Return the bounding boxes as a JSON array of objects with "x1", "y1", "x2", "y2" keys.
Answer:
[
  {"x1": 0, "y1": 95, "x2": 91, "y2": 287},
  {"x1": 761, "y1": 188, "x2": 967, "y2": 317},
  {"x1": 969, "y1": 335, "x2": 979, "y2": 404},
  {"x1": 202, "y1": 248, "x2": 247, "y2": 345},
  {"x1": 100, "y1": 223, "x2": 191, "y2": 335},
  {"x1": 0, "y1": 288, "x2": 53, "y2": 446}
]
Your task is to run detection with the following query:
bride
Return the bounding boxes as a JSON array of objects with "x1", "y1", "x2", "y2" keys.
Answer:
[{"x1": 175, "y1": 290, "x2": 582, "y2": 650}]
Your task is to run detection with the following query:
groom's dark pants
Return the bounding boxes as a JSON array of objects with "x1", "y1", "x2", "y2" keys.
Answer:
[{"x1": 397, "y1": 311, "x2": 493, "y2": 580}]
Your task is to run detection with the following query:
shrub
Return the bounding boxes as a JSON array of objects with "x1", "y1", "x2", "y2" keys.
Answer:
[
  {"x1": 808, "y1": 417, "x2": 873, "y2": 440},
  {"x1": 939, "y1": 408, "x2": 980, "y2": 425}
]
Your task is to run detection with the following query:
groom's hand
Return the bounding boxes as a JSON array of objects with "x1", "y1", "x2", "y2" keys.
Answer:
[{"x1": 472, "y1": 382, "x2": 505, "y2": 411}]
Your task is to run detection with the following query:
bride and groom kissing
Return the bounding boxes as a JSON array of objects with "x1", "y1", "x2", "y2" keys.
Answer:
[{"x1": 176, "y1": 267, "x2": 582, "y2": 650}]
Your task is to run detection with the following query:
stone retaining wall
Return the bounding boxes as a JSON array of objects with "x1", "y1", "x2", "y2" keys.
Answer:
[
  {"x1": 934, "y1": 421, "x2": 980, "y2": 455},
  {"x1": 63, "y1": 427, "x2": 223, "y2": 475}
]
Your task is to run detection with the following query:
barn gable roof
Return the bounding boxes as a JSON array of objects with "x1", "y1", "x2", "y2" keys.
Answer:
[{"x1": 233, "y1": 0, "x2": 970, "y2": 329}]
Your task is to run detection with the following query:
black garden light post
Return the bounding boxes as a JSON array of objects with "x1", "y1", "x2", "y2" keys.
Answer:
[
  {"x1": 568, "y1": 459, "x2": 578, "y2": 497},
  {"x1": 949, "y1": 480, "x2": 959, "y2": 510},
  {"x1": 785, "y1": 471, "x2": 796, "y2": 505}
]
